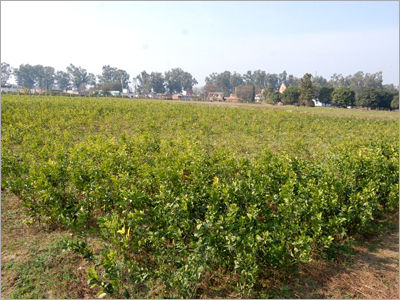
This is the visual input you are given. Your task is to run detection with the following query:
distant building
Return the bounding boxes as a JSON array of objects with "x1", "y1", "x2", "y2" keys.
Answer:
[
  {"x1": 255, "y1": 93, "x2": 263, "y2": 103},
  {"x1": 182, "y1": 90, "x2": 193, "y2": 96},
  {"x1": 225, "y1": 93, "x2": 238, "y2": 102},
  {"x1": 312, "y1": 99, "x2": 332, "y2": 107},
  {"x1": 122, "y1": 88, "x2": 134, "y2": 98},
  {"x1": 109, "y1": 91, "x2": 120, "y2": 97},
  {"x1": 279, "y1": 83, "x2": 287, "y2": 94},
  {"x1": 1, "y1": 84, "x2": 19, "y2": 93},
  {"x1": 66, "y1": 90, "x2": 79, "y2": 95},
  {"x1": 207, "y1": 92, "x2": 224, "y2": 101},
  {"x1": 172, "y1": 93, "x2": 192, "y2": 100}
]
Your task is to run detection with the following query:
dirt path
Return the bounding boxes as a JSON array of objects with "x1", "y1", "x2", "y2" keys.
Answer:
[
  {"x1": 287, "y1": 222, "x2": 399, "y2": 299},
  {"x1": 321, "y1": 230, "x2": 399, "y2": 299}
]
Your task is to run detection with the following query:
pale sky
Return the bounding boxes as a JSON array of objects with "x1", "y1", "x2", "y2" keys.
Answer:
[{"x1": 1, "y1": 1, "x2": 399, "y2": 86}]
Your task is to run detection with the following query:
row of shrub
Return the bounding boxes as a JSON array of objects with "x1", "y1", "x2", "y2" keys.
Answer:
[{"x1": 2, "y1": 133, "x2": 398, "y2": 297}]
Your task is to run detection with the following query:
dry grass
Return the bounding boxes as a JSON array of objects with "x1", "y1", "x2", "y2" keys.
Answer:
[{"x1": 1, "y1": 191, "x2": 99, "y2": 299}]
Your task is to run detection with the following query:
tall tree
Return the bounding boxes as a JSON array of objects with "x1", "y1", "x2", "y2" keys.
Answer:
[
  {"x1": 164, "y1": 68, "x2": 197, "y2": 94},
  {"x1": 356, "y1": 88, "x2": 393, "y2": 109},
  {"x1": 265, "y1": 73, "x2": 279, "y2": 89},
  {"x1": 299, "y1": 73, "x2": 314, "y2": 106},
  {"x1": 42, "y1": 66, "x2": 55, "y2": 90},
  {"x1": 243, "y1": 70, "x2": 254, "y2": 85},
  {"x1": 230, "y1": 72, "x2": 244, "y2": 90},
  {"x1": 252, "y1": 70, "x2": 268, "y2": 89},
  {"x1": 14, "y1": 64, "x2": 36, "y2": 89},
  {"x1": 318, "y1": 86, "x2": 334, "y2": 104},
  {"x1": 66, "y1": 64, "x2": 91, "y2": 92},
  {"x1": 99, "y1": 65, "x2": 130, "y2": 89},
  {"x1": 150, "y1": 72, "x2": 165, "y2": 93},
  {"x1": 286, "y1": 74, "x2": 300, "y2": 87},
  {"x1": 332, "y1": 87, "x2": 355, "y2": 107},
  {"x1": 1, "y1": 62, "x2": 12, "y2": 86},
  {"x1": 312, "y1": 75, "x2": 328, "y2": 87},
  {"x1": 136, "y1": 71, "x2": 152, "y2": 95},
  {"x1": 281, "y1": 86, "x2": 301, "y2": 105},
  {"x1": 55, "y1": 71, "x2": 71, "y2": 91},
  {"x1": 278, "y1": 70, "x2": 288, "y2": 86},
  {"x1": 329, "y1": 73, "x2": 348, "y2": 88},
  {"x1": 205, "y1": 71, "x2": 232, "y2": 96}
]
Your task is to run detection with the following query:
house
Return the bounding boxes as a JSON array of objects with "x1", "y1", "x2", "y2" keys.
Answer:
[
  {"x1": 255, "y1": 93, "x2": 263, "y2": 103},
  {"x1": 1, "y1": 84, "x2": 20, "y2": 93},
  {"x1": 225, "y1": 93, "x2": 238, "y2": 102},
  {"x1": 66, "y1": 90, "x2": 79, "y2": 95},
  {"x1": 207, "y1": 92, "x2": 224, "y2": 102},
  {"x1": 312, "y1": 99, "x2": 332, "y2": 107},
  {"x1": 182, "y1": 90, "x2": 193, "y2": 96},
  {"x1": 109, "y1": 91, "x2": 120, "y2": 97},
  {"x1": 30, "y1": 88, "x2": 46, "y2": 94},
  {"x1": 122, "y1": 88, "x2": 135, "y2": 98},
  {"x1": 279, "y1": 83, "x2": 287, "y2": 94},
  {"x1": 172, "y1": 93, "x2": 192, "y2": 100}
]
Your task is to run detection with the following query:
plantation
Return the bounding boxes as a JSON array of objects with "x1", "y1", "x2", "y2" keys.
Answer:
[{"x1": 1, "y1": 95, "x2": 399, "y2": 298}]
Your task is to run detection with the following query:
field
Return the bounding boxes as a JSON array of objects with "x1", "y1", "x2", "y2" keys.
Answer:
[{"x1": 1, "y1": 95, "x2": 399, "y2": 298}]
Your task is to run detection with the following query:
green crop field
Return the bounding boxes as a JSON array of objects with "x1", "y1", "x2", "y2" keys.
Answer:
[{"x1": 1, "y1": 94, "x2": 399, "y2": 298}]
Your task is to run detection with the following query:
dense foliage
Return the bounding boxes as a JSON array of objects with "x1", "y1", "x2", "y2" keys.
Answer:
[
  {"x1": 2, "y1": 95, "x2": 399, "y2": 298},
  {"x1": 332, "y1": 87, "x2": 355, "y2": 107}
]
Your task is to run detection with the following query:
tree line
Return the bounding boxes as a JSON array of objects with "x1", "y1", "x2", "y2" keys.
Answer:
[
  {"x1": 203, "y1": 70, "x2": 399, "y2": 109},
  {"x1": 1, "y1": 62, "x2": 398, "y2": 109},
  {"x1": 1, "y1": 62, "x2": 198, "y2": 96}
]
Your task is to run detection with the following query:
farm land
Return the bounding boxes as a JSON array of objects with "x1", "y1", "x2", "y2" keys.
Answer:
[{"x1": 1, "y1": 94, "x2": 399, "y2": 298}]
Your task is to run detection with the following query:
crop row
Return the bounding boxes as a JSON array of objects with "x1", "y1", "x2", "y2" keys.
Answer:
[{"x1": 1, "y1": 95, "x2": 398, "y2": 297}]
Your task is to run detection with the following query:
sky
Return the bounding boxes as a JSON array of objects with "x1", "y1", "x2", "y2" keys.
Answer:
[{"x1": 1, "y1": 1, "x2": 399, "y2": 86}]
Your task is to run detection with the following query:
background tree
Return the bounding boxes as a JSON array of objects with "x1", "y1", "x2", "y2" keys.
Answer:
[
  {"x1": 312, "y1": 75, "x2": 328, "y2": 87},
  {"x1": 205, "y1": 71, "x2": 246, "y2": 96},
  {"x1": 181, "y1": 71, "x2": 198, "y2": 91},
  {"x1": 42, "y1": 66, "x2": 55, "y2": 90},
  {"x1": 164, "y1": 68, "x2": 197, "y2": 94},
  {"x1": 332, "y1": 86, "x2": 355, "y2": 107},
  {"x1": 14, "y1": 64, "x2": 36, "y2": 89},
  {"x1": 230, "y1": 72, "x2": 244, "y2": 91},
  {"x1": 329, "y1": 73, "x2": 348, "y2": 88},
  {"x1": 205, "y1": 71, "x2": 232, "y2": 96},
  {"x1": 243, "y1": 70, "x2": 254, "y2": 85},
  {"x1": 55, "y1": 71, "x2": 71, "y2": 91},
  {"x1": 281, "y1": 86, "x2": 301, "y2": 105},
  {"x1": 299, "y1": 73, "x2": 314, "y2": 106},
  {"x1": 329, "y1": 71, "x2": 383, "y2": 94},
  {"x1": 286, "y1": 74, "x2": 300, "y2": 87},
  {"x1": 67, "y1": 64, "x2": 91, "y2": 93},
  {"x1": 264, "y1": 73, "x2": 279, "y2": 89},
  {"x1": 235, "y1": 85, "x2": 255, "y2": 102},
  {"x1": 1, "y1": 62, "x2": 12, "y2": 86},
  {"x1": 136, "y1": 71, "x2": 152, "y2": 96},
  {"x1": 263, "y1": 85, "x2": 281, "y2": 104},
  {"x1": 150, "y1": 72, "x2": 165, "y2": 94},
  {"x1": 87, "y1": 73, "x2": 97, "y2": 87},
  {"x1": 356, "y1": 88, "x2": 393, "y2": 109},
  {"x1": 32, "y1": 65, "x2": 46, "y2": 89},
  {"x1": 318, "y1": 86, "x2": 334, "y2": 104},
  {"x1": 98, "y1": 65, "x2": 130, "y2": 89},
  {"x1": 278, "y1": 71, "x2": 288, "y2": 86},
  {"x1": 390, "y1": 94, "x2": 399, "y2": 110}
]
